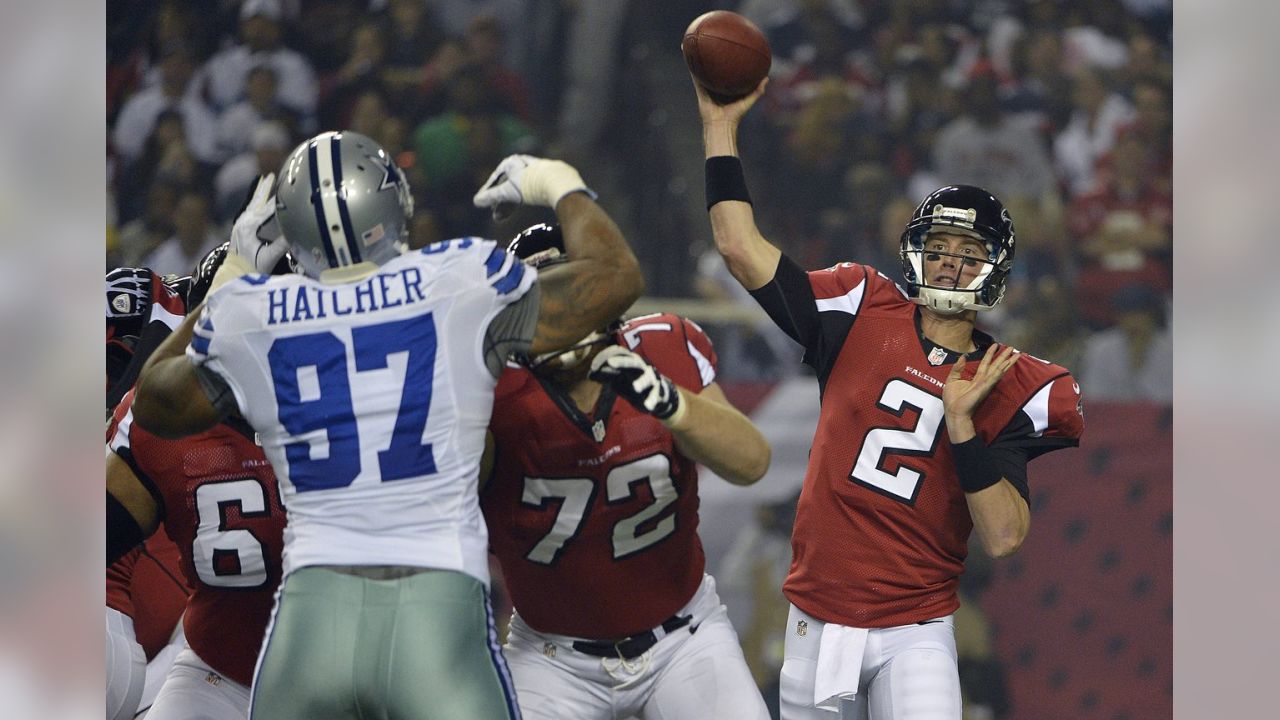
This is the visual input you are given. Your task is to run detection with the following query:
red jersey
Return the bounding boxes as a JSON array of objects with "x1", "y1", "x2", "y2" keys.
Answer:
[
  {"x1": 108, "y1": 390, "x2": 285, "y2": 686},
  {"x1": 753, "y1": 260, "x2": 1083, "y2": 628},
  {"x1": 105, "y1": 535, "x2": 189, "y2": 660},
  {"x1": 482, "y1": 313, "x2": 719, "y2": 639}
]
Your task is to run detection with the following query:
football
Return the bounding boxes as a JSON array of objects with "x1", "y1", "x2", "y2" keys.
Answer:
[{"x1": 681, "y1": 10, "x2": 772, "y2": 100}]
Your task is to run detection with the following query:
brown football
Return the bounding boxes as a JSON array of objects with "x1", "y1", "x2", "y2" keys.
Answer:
[{"x1": 682, "y1": 10, "x2": 772, "y2": 100}]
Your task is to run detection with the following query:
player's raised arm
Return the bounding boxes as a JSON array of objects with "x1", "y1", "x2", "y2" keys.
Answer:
[
  {"x1": 589, "y1": 347, "x2": 770, "y2": 485},
  {"x1": 134, "y1": 175, "x2": 286, "y2": 439},
  {"x1": 692, "y1": 77, "x2": 781, "y2": 291},
  {"x1": 473, "y1": 155, "x2": 644, "y2": 355}
]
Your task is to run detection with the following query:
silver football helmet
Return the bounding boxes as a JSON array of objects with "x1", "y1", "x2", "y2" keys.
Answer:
[{"x1": 274, "y1": 131, "x2": 414, "y2": 279}]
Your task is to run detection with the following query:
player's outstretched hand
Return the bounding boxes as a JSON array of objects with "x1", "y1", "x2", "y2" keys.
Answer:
[
  {"x1": 943, "y1": 345, "x2": 1021, "y2": 420},
  {"x1": 589, "y1": 346, "x2": 682, "y2": 421},
  {"x1": 229, "y1": 173, "x2": 286, "y2": 274},
  {"x1": 473, "y1": 154, "x2": 596, "y2": 212}
]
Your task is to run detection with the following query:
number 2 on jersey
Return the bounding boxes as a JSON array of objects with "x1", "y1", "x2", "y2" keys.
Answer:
[
  {"x1": 851, "y1": 379, "x2": 945, "y2": 504},
  {"x1": 269, "y1": 313, "x2": 438, "y2": 492},
  {"x1": 521, "y1": 455, "x2": 677, "y2": 564}
]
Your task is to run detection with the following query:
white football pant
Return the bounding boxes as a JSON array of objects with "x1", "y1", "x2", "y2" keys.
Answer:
[
  {"x1": 504, "y1": 573, "x2": 769, "y2": 719},
  {"x1": 135, "y1": 616, "x2": 187, "y2": 718},
  {"x1": 780, "y1": 604, "x2": 961, "y2": 720},
  {"x1": 106, "y1": 607, "x2": 146, "y2": 720},
  {"x1": 147, "y1": 648, "x2": 251, "y2": 720}
]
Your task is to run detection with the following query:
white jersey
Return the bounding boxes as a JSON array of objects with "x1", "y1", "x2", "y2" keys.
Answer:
[{"x1": 187, "y1": 238, "x2": 536, "y2": 584}]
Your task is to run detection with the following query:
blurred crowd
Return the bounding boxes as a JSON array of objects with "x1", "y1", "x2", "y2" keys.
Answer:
[{"x1": 105, "y1": 0, "x2": 1171, "y2": 395}]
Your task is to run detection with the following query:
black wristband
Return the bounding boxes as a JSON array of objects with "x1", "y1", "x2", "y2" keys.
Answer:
[
  {"x1": 705, "y1": 156, "x2": 752, "y2": 210},
  {"x1": 950, "y1": 436, "x2": 1004, "y2": 494}
]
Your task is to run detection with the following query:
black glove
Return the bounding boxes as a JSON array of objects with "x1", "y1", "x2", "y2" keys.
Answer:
[
  {"x1": 105, "y1": 267, "x2": 155, "y2": 338},
  {"x1": 187, "y1": 242, "x2": 230, "y2": 308},
  {"x1": 588, "y1": 346, "x2": 682, "y2": 421}
]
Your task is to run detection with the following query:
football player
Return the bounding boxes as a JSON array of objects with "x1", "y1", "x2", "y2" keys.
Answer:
[
  {"x1": 108, "y1": 243, "x2": 290, "y2": 720},
  {"x1": 106, "y1": 262, "x2": 193, "y2": 720},
  {"x1": 480, "y1": 223, "x2": 772, "y2": 719},
  {"x1": 125, "y1": 135, "x2": 644, "y2": 719},
  {"x1": 690, "y1": 78, "x2": 1084, "y2": 720}
]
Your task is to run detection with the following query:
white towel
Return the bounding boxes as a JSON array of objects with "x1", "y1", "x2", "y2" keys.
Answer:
[{"x1": 813, "y1": 622, "x2": 869, "y2": 710}]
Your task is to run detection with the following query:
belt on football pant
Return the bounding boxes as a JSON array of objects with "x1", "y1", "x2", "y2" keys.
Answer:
[{"x1": 571, "y1": 614, "x2": 694, "y2": 660}]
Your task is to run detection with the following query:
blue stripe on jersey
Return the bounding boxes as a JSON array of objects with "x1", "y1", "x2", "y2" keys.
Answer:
[
  {"x1": 308, "y1": 141, "x2": 340, "y2": 268},
  {"x1": 240, "y1": 274, "x2": 270, "y2": 285},
  {"x1": 199, "y1": 315, "x2": 214, "y2": 332},
  {"x1": 190, "y1": 332, "x2": 211, "y2": 356},
  {"x1": 484, "y1": 248, "x2": 508, "y2": 278},
  {"x1": 491, "y1": 259, "x2": 526, "y2": 296},
  {"x1": 330, "y1": 135, "x2": 362, "y2": 263}
]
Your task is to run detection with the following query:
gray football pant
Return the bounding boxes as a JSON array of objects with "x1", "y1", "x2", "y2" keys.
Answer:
[{"x1": 250, "y1": 566, "x2": 520, "y2": 719}]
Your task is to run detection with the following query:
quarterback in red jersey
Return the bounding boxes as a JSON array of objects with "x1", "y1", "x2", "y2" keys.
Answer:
[
  {"x1": 480, "y1": 224, "x2": 772, "y2": 719},
  {"x1": 692, "y1": 77, "x2": 1084, "y2": 720}
]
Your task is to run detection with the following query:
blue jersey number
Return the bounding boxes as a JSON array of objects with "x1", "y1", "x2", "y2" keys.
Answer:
[{"x1": 269, "y1": 313, "x2": 439, "y2": 492}]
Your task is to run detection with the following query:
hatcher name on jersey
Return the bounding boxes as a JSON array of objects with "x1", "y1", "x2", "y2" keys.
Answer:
[{"x1": 264, "y1": 266, "x2": 427, "y2": 325}]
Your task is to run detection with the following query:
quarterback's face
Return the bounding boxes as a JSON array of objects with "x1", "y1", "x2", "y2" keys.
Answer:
[{"x1": 923, "y1": 232, "x2": 988, "y2": 289}]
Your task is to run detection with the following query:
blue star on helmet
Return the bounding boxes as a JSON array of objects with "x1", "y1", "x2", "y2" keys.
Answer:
[{"x1": 370, "y1": 151, "x2": 403, "y2": 192}]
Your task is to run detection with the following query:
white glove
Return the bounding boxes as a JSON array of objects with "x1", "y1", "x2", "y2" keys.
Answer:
[
  {"x1": 209, "y1": 174, "x2": 286, "y2": 294},
  {"x1": 473, "y1": 154, "x2": 597, "y2": 210},
  {"x1": 230, "y1": 173, "x2": 286, "y2": 272},
  {"x1": 588, "y1": 346, "x2": 688, "y2": 427}
]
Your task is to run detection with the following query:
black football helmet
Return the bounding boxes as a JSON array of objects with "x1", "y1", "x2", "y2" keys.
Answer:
[
  {"x1": 187, "y1": 242, "x2": 297, "y2": 309},
  {"x1": 899, "y1": 185, "x2": 1015, "y2": 313},
  {"x1": 508, "y1": 223, "x2": 620, "y2": 370},
  {"x1": 508, "y1": 223, "x2": 568, "y2": 270}
]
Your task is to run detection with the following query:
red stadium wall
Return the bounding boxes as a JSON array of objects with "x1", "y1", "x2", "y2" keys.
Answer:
[{"x1": 980, "y1": 403, "x2": 1172, "y2": 720}]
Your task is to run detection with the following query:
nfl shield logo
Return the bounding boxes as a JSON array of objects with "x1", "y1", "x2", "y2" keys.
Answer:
[
  {"x1": 592, "y1": 420, "x2": 606, "y2": 443},
  {"x1": 928, "y1": 346, "x2": 948, "y2": 366},
  {"x1": 797, "y1": 620, "x2": 808, "y2": 637}
]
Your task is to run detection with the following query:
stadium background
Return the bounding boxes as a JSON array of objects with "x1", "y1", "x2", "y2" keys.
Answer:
[{"x1": 105, "y1": 1, "x2": 1173, "y2": 718}]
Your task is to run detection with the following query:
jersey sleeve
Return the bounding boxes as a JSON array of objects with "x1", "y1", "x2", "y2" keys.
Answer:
[
  {"x1": 681, "y1": 317, "x2": 718, "y2": 389},
  {"x1": 750, "y1": 255, "x2": 876, "y2": 383},
  {"x1": 483, "y1": 283, "x2": 541, "y2": 378},
  {"x1": 473, "y1": 238, "x2": 538, "y2": 306},
  {"x1": 107, "y1": 390, "x2": 165, "y2": 510},
  {"x1": 621, "y1": 313, "x2": 719, "y2": 391},
  {"x1": 185, "y1": 287, "x2": 256, "y2": 416},
  {"x1": 992, "y1": 373, "x2": 1085, "y2": 454}
]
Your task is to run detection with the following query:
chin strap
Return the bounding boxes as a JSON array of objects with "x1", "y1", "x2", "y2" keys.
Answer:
[{"x1": 528, "y1": 331, "x2": 615, "y2": 372}]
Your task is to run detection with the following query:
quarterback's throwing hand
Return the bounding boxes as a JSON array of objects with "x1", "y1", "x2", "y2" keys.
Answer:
[{"x1": 589, "y1": 346, "x2": 684, "y2": 423}]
